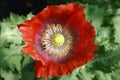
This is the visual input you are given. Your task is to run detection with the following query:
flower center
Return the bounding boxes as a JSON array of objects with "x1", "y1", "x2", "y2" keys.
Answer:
[
  {"x1": 52, "y1": 34, "x2": 64, "y2": 46},
  {"x1": 39, "y1": 24, "x2": 74, "y2": 60}
]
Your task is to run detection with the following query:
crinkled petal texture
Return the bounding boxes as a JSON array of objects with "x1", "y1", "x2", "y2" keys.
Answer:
[{"x1": 18, "y1": 2, "x2": 97, "y2": 78}]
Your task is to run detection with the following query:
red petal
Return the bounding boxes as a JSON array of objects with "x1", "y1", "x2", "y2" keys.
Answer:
[{"x1": 35, "y1": 2, "x2": 85, "y2": 24}]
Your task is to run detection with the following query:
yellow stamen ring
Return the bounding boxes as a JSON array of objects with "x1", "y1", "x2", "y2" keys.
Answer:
[{"x1": 41, "y1": 24, "x2": 73, "y2": 58}]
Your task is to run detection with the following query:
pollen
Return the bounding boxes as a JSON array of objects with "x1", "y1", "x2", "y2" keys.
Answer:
[{"x1": 52, "y1": 34, "x2": 65, "y2": 46}]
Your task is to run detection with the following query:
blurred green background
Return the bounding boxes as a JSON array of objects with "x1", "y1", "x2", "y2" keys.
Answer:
[{"x1": 0, "y1": 0, "x2": 120, "y2": 80}]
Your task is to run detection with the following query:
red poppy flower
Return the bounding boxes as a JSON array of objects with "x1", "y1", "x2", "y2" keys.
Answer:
[{"x1": 18, "y1": 2, "x2": 97, "y2": 78}]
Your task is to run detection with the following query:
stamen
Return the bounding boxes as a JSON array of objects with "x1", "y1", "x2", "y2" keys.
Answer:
[{"x1": 41, "y1": 24, "x2": 73, "y2": 58}]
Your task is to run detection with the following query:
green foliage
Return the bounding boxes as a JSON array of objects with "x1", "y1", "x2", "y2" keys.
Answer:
[
  {"x1": 0, "y1": 69, "x2": 21, "y2": 80},
  {"x1": 0, "y1": 1, "x2": 120, "y2": 80},
  {"x1": 0, "y1": 13, "x2": 33, "y2": 80},
  {"x1": 113, "y1": 9, "x2": 120, "y2": 44},
  {"x1": 21, "y1": 55, "x2": 35, "y2": 80}
]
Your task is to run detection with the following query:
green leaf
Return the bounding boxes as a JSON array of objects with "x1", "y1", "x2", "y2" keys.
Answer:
[
  {"x1": 95, "y1": 27, "x2": 111, "y2": 46},
  {"x1": 85, "y1": 4, "x2": 105, "y2": 30},
  {"x1": 0, "y1": 46, "x2": 22, "y2": 71},
  {"x1": 0, "y1": 13, "x2": 33, "y2": 80},
  {"x1": 0, "y1": 69, "x2": 21, "y2": 80},
  {"x1": 76, "y1": 67, "x2": 94, "y2": 80},
  {"x1": 21, "y1": 55, "x2": 35, "y2": 80},
  {"x1": 58, "y1": 68, "x2": 79, "y2": 80},
  {"x1": 113, "y1": 8, "x2": 120, "y2": 44}
]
